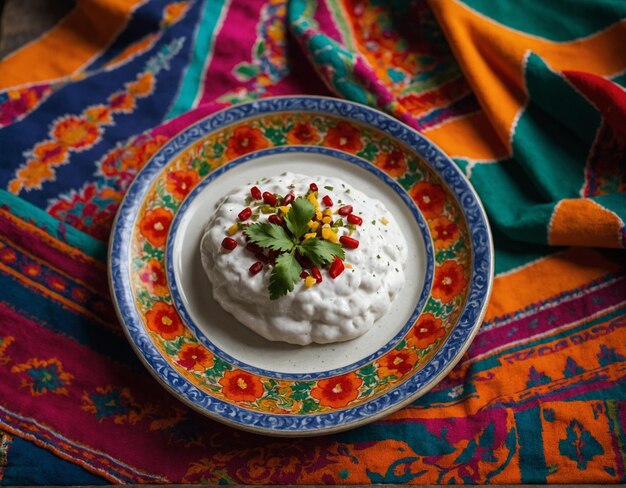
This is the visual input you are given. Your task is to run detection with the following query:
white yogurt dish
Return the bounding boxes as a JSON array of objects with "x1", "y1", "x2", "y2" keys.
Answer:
[{"x1": 200, "y1": 173, "x2": 408, "y2": 345}]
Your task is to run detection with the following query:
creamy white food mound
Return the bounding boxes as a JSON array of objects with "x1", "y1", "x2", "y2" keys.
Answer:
[{"x1": 200, "y1": 172, "x2": 407, "y2": 345}]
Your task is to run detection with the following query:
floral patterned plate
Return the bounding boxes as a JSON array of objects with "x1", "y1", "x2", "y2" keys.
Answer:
[{"x1": 109, "y1": 96, "x2": 493, "y2": 436}]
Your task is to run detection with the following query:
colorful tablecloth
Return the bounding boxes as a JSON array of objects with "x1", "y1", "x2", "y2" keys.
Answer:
[{"x1": 1, "y1": 0, "x2": 625, "y2": 484}]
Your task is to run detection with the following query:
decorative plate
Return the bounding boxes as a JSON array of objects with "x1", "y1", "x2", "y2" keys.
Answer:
[{"x1": 109, "y1": 96, "x2": 493, "y2": 436}]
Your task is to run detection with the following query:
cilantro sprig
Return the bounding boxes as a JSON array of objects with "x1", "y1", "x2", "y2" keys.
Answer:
[
  {"x1": 244, "y1": 223, "x2": 293, "y2": 252},
  {"x1": 245, "y1": 197, "x2": 344, "y2": 300}
]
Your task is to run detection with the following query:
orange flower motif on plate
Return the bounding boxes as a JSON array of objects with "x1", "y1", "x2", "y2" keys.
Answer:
[
  {"x1": 377, "y1": 349, "x2": 418, "y2": 378},
  {"x1": 139, "y1": 258, "x2": 168, "y2": 296},
  {"x1": 410, "y1": 181, "x2": 446, "y2": 219},
  {"x1": 432, "y1": 260, "x2": 467, "y2": 303},
  {"x1": 51, "y1": 116, "x2": 100, "y2": 150},
  {"x1": 375, "y1": 149, "x2": 407, "y2": 177},
  {"x1": 286, "y1": 122, "x2": 320, "y2": 145},
  {"x1": 310, "y1": 373, "x2": 363, "y2": 408},
  {"x1": 431, "y1": 216, "x2": 460, "y2": 248},
  {"x1": 408, "y1": 313, "x2": 445, "y2": 349},
  {"x1": 146, "y1": 302, "x2": 183, "y2": 340},
  {"x1": 166, "y1": 169, "x2": 199, "y2": 200},
  {"x1": 322, "y1": 121, "x2": 364, "y2": 153},
  {"x1": 139, "y1": 208, "x2": 173, "y2": 247},
  {"x1": 219, "y1": 369, "x2": 264, "y2": 402},
  {"x1": 32, "y1": 141, "x2": 67, "y2": 166},
  {"x1": 177, "y1": 344, "x2": 213, "y2": 372},
  {"x1": 225, "y1": 126, "x2": 269, "y2": 159}
]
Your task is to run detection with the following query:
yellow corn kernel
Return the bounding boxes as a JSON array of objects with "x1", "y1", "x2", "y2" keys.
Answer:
[
  {"x1": 323, "y1": 208, "x2": 333, "y2": 217},
  {"x1": 308, "y1": 193, "x2": 319, "y2": 208},
  {"x1": 308, "y1": 220, "x2": 319, "y2": 231},
  {"x1": 315, "y1": 210, "x2": 323, "y2": 221},
  {"x1": 345, "y1": 263, "x2": 353, "y2": 269},
  {"x1": 304, "y1": 232, "x2": 316, "y2": 240},
  {"x1": 322, "y1": 227, "x2": 339, "y2": 243},
  {"x1": 381, "y1": 217, "x2": 389, "y2": 225},
  {"x1": 227, "y1": 224, "x2": 239, "y2": 235},
  {"x1": 322, "y1": 216, "x2": 332, "y2": 224},
  {"x1": 305, "y1": 276, "x2": 316, "y2": 288},
  {"x1": 279, "y1": 205, "x2": 290, "y2": 214}
]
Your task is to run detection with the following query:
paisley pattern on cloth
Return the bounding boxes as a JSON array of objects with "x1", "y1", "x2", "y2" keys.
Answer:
[{"x1": 0, "y1": 0, "x2": 625, "y2": 483}]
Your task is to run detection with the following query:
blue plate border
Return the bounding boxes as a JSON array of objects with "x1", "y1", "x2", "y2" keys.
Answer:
[
  {"x1": 108, "y1": 96, "x2": 493, "y2": 435},
  {"x1": 164, "y1": 145, "x2": 434, "y2": 380}
]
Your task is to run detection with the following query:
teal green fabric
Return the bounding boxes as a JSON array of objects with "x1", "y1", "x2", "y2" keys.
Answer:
[
  {"x1": 0, "y1": 190, "x2": 107, "y2": 261},
  {"x1": 458, "y1": 0, "x2": 625, "y2": 41}
]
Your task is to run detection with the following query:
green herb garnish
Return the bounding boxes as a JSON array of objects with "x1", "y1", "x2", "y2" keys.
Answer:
[
  {"x1": 285, "y1": 197, "x2": 314, "y2": 239},
  {"x1": 245, "y1": 197, "x2": 344, "y2": 299},
  {"x1": 269, "y1": 253, "x2": 301, "y2": 300},
  {"x1": 299, "y1": 238, "x2": 344, "y2": 267},
  {"x1": 245, "y1": 222, "x2": 294, "y2": 251}
]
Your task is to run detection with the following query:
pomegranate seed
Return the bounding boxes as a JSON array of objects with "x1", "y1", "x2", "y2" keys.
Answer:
[
  {"x1": 329, "y1": 257, "x2": 345, "y2": 278},
  {"x1": 263, "y1": 192, "x2": 277, "y2": 206},
  {"x1": 250, "y1": 186, "x2": 262, "y2": 200},
  {"x1": 255, "y1": 252, "x2": 269, "y2": 263},
  {"x1": 322, "y1": 195, "x2": 333, "y2": 207},
  {"x1": 268, "y1": 214, "x2": 283, "y2": 225},
  {"x1": 309, "y1": 183, "x2": 318, "y2": 192},
  {"x1": 282, "y1": 193, "x2": 294, "y2": 205},
  {"x1": 268, "y1": 249, "x2": 279, "y2": 264},
  {"x1": 249, "y1": 261, "x2": 263, "y2": 275},
  {"x1": 311, "y1": 266, "x2": 323, "y2": 283},
  {"x1": 338, "y1": 205, "x2": 353, "y2": 216},
  {"x1": 300, "y1": 271, "x2": 309, "y2": 279},
  {"x1": 347, "y1": 213, "x2": 363, "y2": 225},
  {"x1": 238, "y1": 207, "x2": 252, "y2": 221},
  {"x1": 245, "y1": 242, "x2": 261, "y2": 253},
  {"x1": 221, "y1": 237, "x2": 237, "y2": 250},
  {"x1": 340, "y1": 235, "x2": 359, "y2": 249}
]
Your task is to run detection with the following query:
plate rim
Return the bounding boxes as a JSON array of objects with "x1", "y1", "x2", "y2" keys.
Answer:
[{"x1": 108, "y1": 95, "x2": 494, "y2": 436}]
